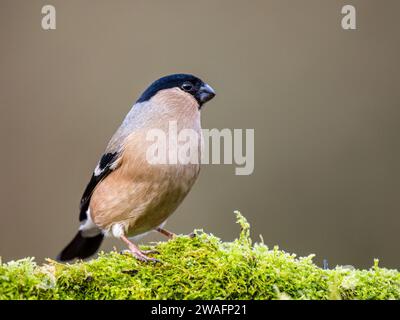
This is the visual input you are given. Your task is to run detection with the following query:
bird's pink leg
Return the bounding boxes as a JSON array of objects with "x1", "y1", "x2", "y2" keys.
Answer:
[
  {"x1": 120, "y1": 235, "x2": 160, "y2": 263},
  {"x1": 156, "y1": 227, "x2": 176, "y2": 239},
  {"x1": 156, "y1": 227, "x2": 196, "y2": 239}
]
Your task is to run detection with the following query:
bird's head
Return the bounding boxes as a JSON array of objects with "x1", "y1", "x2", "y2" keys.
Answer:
[{"x1": 137, "y1": 74, "x2": 216, "y2": 109}]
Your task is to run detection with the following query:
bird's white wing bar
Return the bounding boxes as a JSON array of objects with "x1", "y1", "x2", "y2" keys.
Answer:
[{"x1": 79, "y1": 151, "x2": 120, "y2": 222}]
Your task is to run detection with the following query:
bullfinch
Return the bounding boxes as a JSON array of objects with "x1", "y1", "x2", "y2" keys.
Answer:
[{"x1": 57, "y1": 74, "x2": 215, "y2": 262}]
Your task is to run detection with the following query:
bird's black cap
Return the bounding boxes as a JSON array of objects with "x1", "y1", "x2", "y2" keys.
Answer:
[{"x1": 137, "y1": 74, "x2": 215, "y2": 106}]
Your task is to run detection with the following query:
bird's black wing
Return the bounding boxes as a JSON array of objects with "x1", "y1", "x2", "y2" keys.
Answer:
[{"x1": 79, "y1": 151, "x2": 120, "y2": 221}]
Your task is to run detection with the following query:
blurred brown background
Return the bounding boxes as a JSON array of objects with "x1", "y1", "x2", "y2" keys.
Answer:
[{"x1": 0, "y1": 0, "x2": 399, "y2": 268}]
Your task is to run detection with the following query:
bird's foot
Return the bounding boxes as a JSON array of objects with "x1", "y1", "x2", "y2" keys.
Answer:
[
  {"x1": 120, "y1": 235, "x2": 161, "y2": 264},
  {"x1": 120, "y1": 249, "x2": 160, "y2": 263},
  {"x1": 120, "y1": 249, "x2": 159, "y2": 256},
  {"x1": 140, "y1": 249, "x2": 159, "y2": 255},
  {"x1": 130, "y1": 249, "x2": 161, "y2": 264}
]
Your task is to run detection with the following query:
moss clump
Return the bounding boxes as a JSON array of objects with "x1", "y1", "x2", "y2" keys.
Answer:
[{"x1": 1, "y1": 212, "x2": 399, "y2": 300}]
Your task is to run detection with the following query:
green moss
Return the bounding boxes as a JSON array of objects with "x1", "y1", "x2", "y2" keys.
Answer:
[{"x1": 1, "y1": 212, "x2": 399, "y2": 300}]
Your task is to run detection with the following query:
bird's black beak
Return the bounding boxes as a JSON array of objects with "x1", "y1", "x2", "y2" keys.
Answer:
[{"x1": 196, "y1": 83, "x2": 216, "y2": 106}]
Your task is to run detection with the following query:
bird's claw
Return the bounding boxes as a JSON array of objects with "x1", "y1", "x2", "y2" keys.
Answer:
[
  {"x1": 121, "y1": 249, "x2": 161, "y2": 264},
  {"x1": 140, "y1": 249, "x2": 159, "y2": 255},
  {"x1": 133, "y1": 251, "x2": 161, "y2": 264}
]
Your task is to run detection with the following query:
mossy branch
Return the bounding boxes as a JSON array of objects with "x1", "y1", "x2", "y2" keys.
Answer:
[{"x1": 1, "y1": 212, "x2": 399, "y2": 300}]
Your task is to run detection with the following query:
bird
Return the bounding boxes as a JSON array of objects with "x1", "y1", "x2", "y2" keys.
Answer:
[{"x1": 57, "y1": 74, "x2": 215, "y2": 263}]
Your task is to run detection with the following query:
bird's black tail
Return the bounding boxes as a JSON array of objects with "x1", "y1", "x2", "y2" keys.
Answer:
[{"x1": 57, "y1": 231, "x2": 104, "y2": 262}]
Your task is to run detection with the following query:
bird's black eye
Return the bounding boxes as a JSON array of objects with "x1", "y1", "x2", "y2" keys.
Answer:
[{"x1": 181, "y1": 81, "x2": 194, "y2": 92}]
